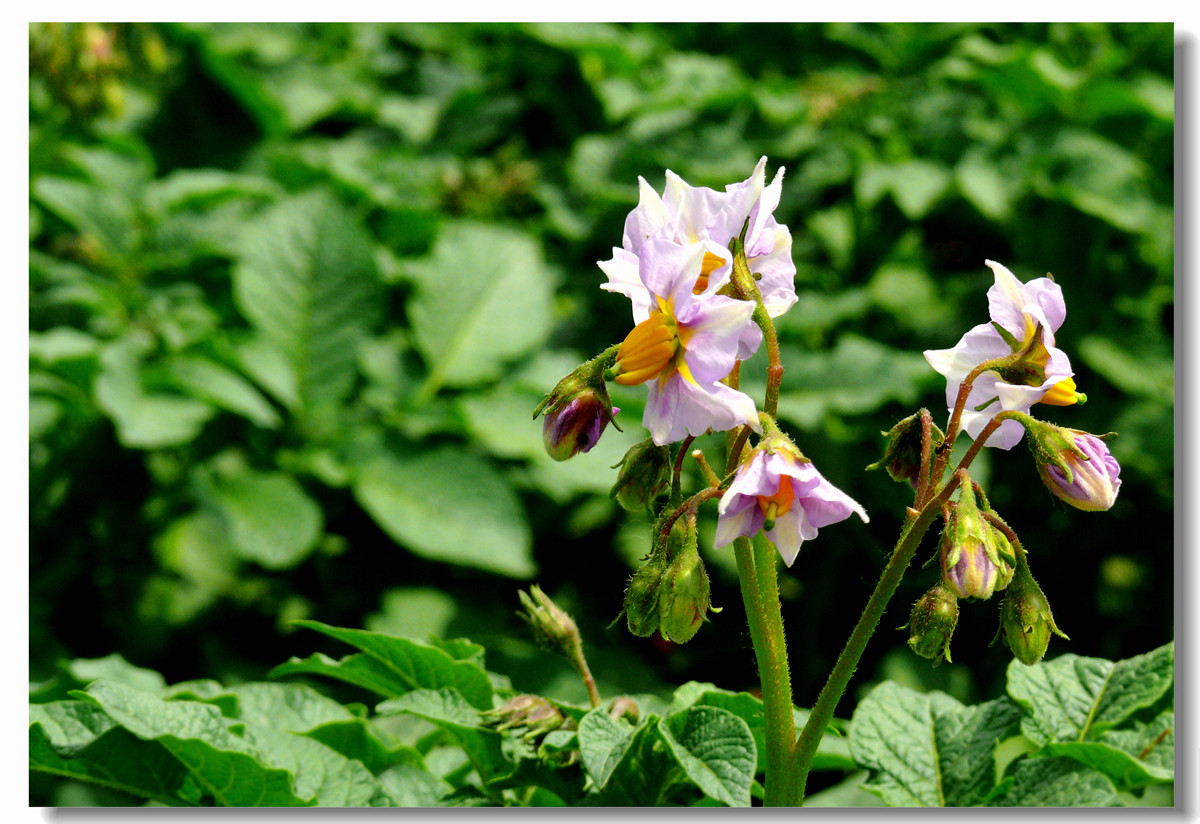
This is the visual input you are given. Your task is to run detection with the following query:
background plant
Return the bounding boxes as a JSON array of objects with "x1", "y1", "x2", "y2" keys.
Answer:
[{"x1": 30, "y1": 22, "x2": 1173, "y2": 807}]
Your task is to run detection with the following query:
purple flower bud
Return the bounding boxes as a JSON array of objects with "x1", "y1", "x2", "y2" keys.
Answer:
[
  {"x1": 541, "y1": 390, "x2": 616, "y2": 461},
  {"x1": 940, "y1": 483, "x2": 1001, "y2": 600},
  {"x1": 1036, "y1": 430, "x2": 1121, "y2": 512}
]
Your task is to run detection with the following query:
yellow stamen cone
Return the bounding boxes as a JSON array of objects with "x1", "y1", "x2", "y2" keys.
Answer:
[
  {"x1": 1040, "y1": 376, "x2": 1086, "y2": 407},
  {"x1": 613, "y1": 313, "x2": 680, "y2": 387}
]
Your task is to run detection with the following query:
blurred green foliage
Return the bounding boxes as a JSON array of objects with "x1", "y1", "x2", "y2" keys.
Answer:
[{"x1": 30, "y1": 21, "x2": 1173, "y2": 804}]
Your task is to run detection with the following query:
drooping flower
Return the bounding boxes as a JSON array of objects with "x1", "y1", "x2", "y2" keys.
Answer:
[
  {"x1": 599, "y1": 157, "x2": 797, "y2": 359},
  {"x1": 715, "y1": 443, "x2": 869, "y2": 567},
  {"x1": 924, "y1": 260, "x2": 1086, "y2": 450},
  {"x1": 605, "y1": 238, "x2": 760, "y2": 445}
]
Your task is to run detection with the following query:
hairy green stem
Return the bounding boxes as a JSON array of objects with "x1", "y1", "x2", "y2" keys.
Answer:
[
  {"x1": 733, "y1": 534, "x2": 795, "y2": 807},
  {"x1": 788, "y1": 471, "x2": 966, "y2": 803}
]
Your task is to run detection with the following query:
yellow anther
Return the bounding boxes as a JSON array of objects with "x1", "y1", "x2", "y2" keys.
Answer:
[
  {"x1": 613, "y1": 312, "x2": 680, "y2": 386},
  {"x1": 692, "y1": 251, "x2": 726, "y2": 295},
  {"x1": 756, "y1": 474, "x2": 795, "y2": 518},
  {"x1": 1040, "y1": 376, "x2": 1085, "y2": 407}
]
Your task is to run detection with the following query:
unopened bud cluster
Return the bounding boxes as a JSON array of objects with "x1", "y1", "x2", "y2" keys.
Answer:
[{"x1": 622, "y1": 515, "x2": 713, "y2": 644}]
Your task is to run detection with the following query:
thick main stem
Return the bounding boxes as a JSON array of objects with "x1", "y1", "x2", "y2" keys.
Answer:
[
  {"x1": 733, "y1": 534, "x2": 795, "y2": 807},
  {"x1": 788, "y1": 473, "x2": 965, "y2": 803}
]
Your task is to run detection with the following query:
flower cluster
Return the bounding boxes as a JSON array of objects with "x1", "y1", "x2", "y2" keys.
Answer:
[{"x1": 598, "y1": 157, "x2": 796, "y2": 444}]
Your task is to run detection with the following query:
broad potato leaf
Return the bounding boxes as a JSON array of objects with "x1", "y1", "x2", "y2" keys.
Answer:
[
  {"x1": 850, "y1": 681, "x2": 1020, "y2": 807},
  {"x1": 667, "y1": 682, "x2": 854, "y2": 773},
  {"x1": 376, "y1": 689, "x2": 509, "y2": 786},
  {"x1": 201, "y1": 469, "x2": 323, "y2": 570},
  {"x1": 162, "y1": 356, "x2": 283, "y2": 429},
  {"x1": 198, "y1": 681, "x2": 400, "y2": 770},
  {"x1": 577, "y1": 708, "x2": 635, "y2": 791},
  {"x1": 270, "y1": 652, "x2": 417, "y2": 700},
  {"x1": 31, "y1": 701, "x2": 197, "y2": 806},
  {"x1": 352, "y1": 445, "x2": 534, "y2": 578},
  {"x1": 238, "y1": 724, "x2": 394, "y2": 807},
  {"x1": 94, "y1": 340, "x2": 215, "y2": 449},
  {"x1": 287, "y1": 621, "x2": 494, "y2": 710},
  {"x1": 658, "y1": 706, "x2": 756, "y2": 808},
  {"x1": 1001, "y1": 756, "x2": 1123, "y2": 807},
  {"x1": 1006, "y1": 643, "x2": 1173, "y2": 746},
  {"x1": 30, "y1": 654, "x2": 167, "y2": 704},
  {"x1": 232, "y1": 189, "x2": 383, "y2": 408},
  {"x1": 403, "y1": 220, "x2": 555, "y2": 397},
  {"x1": 76, "y1": 680, "x2": 312, "y2": 806}
]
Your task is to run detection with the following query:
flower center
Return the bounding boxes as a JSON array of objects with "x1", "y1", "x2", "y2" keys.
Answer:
[
  {"x1": 692, "y1": 251, "x2": 726, "y2": 295},
  {"x1": 756, "y1": 474, "x2": 795, "y2": 521},
  {"x1": 611, "y1": 311, "x2": 682, "y2": 386}
]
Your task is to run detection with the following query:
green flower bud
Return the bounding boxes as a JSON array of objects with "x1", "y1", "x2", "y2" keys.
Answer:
[
  {"x1": 610, "y1": 439, "x2": 672, "y2": 512},
  {"x1": 517, "y1": 585, "x2": 582, "y2": 662},
  {"x1": 657, "y1": 522, "x2": 711, "y2": 644},
  {"x1": 866, "y1": 412, "x2": 943, "y2": 488},
  {"x1": 998, "y1": 570, "x2": 1068, "y2": 666},
  {"x1": 623, "y1": 553, "x2": 668, "y2": 638},
  {"x1": 989, "y1": 525, "x2": 1016, "y2": 592},
  {"x1": 484, "y1": 694, "x2": 565, "y2": 741},
  {"x1": 940, "y1": 482, "x2": 1002, "y2": 600},
  {"x1": 905, "y1": 584, "x2": 959, "y2": 664}
]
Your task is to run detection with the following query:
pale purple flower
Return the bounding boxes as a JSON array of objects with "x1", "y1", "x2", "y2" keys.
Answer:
[
  {"x1": 599, "y1": 157, "x2": 797, "y2": 360},
  {"x1": 609, "y1": 238, "x2": 760, "y2": 445},
  {"x1": 715, "y1": 448, "x2": 869, "y2": 566},
  {"x1": 924, "y1": 260, "x2": 1082, "y2": 450},
  {"x1": 1038, "y1": 430, "x2": 1122, "y2": 511}
]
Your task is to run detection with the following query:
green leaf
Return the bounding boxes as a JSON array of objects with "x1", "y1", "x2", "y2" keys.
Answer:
[
  {"x1": 934, "y1": 698, "x2": 1024, "y2": 806},
  {"x1": 201, "y1": 469, "x2": 323, "y2": 570},
  {"x1": 589, "y1": 717, "x2": 676, "y2": 806},
  {"x1": 667, "y1": 682, "x2": 854, "y2": 773},
  {"x1": 1042, "y1": 740, "x2": 1173, "y2": 791},
  {"x1": 237, "y1": 724, "x2": 394, "y2": 807},
  {"x1": 1077, "y1": 335, "x2": 1174, "y2": 402},
  {"x1": 404, "y1": 221, "x2": 555, "y2": 398},
  {"x1": 577, "y1": 708, "x2": 635, "y2": 790},
  {"x1": 94, "y1": 340, "x2": 215, "y2": 449},
  {"x1": 77, "y1": 680, "x2": 312, "y2": 806},
  {"x1": 1001, "y1": 756, "x2": 1123, "y2": 807},
  {"x1": 850, "y1": 681, "x2": 1021, "y2": 807},
  {"x1": 232, "y1": 189, "x2": 383, "y2": 408},
  {"x1": 286, "y1": 621, "x2": 494, "y2": 710},
  {"x1": 378, "y1": 762, "x2": 450, "y2": 807},
  {"x1": 30, "y1": 654, "x2": 167, "y2": 704},
  {"x1": 775, "y1": 335, "x2": 937, "y2": 429},
  {"x1": 1006, "y1": 643, "x2": 1174, "y2": 746},
  {"x1": 658, "y1": 706, "x2": 756, "y2": 807},
  {"x1": 31, "y1": 701, "x2": 195, "y2": 806},
  {"x1": 856, "y1": 159, "x2": 951, "y2": 219},
  {"x1": 270, "y1": 652, "x2": 416, "y2": 699},
  {"x1": 352, "y1": 445, "x2": 534, "y2": 578},
  {"x1": 32, "y1": 176, "x2": 138, "y2": 259},
  {"x1": 162, "y1": 356, "x2": 283, "y2": 429},
  {"x1": 376, "y1": 689, "x2": 509, "y2": 786}
]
